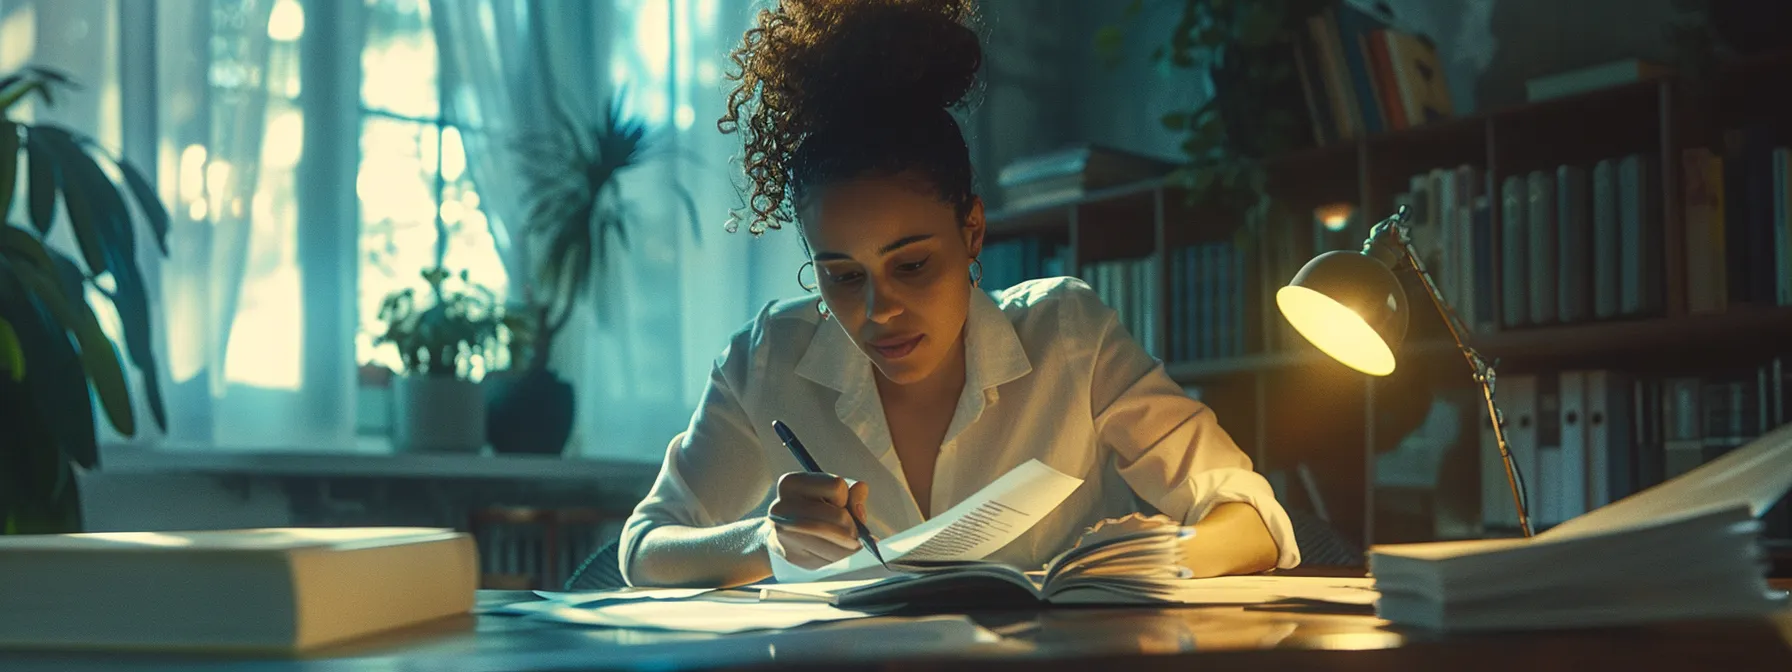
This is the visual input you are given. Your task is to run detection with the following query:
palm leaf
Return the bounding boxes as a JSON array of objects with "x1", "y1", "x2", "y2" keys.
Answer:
[
  {"x1": 0, "y1": 122, "x2": 17, "y2": 218},
  {"x1": 114, "y1": 156, "x2": 170, "y2": 255},
  {"x1": 0, "y1": 315, "x2": 22, "y2": 381},
  {"x1": 24, "y1": 131, "x2": 60, "y2": 239},
  {"x1": 0, "y1": 258, "x2": 98, "y2": 472},
  {"x1": 41, "y1": 127, "x2": 137, "y2": 255},
  {"x1": 30, "y1": 129, "x2": 165, "y2": 431},
  {"x1": 0, "y1": 229, "x2": 134, "y2": 437}
]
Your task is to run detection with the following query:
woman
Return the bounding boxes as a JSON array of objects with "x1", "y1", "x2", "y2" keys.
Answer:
[{"x1": 619, "y1": 0, "x2": 1299, "y2": 588}]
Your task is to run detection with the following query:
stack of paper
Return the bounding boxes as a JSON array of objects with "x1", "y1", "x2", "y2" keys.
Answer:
[{"x1": 1370, "y1": 421, "x2": 1792, "y2": 631}]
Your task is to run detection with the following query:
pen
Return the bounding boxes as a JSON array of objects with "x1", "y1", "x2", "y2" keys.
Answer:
[{"x1": 771, "y1": 419, "x2": 888, "y2": 568}]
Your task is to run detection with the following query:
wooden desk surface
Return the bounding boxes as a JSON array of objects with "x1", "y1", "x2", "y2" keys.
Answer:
[{"x1": 4, "y1": 578, "x2": 1790, "y2": 672}]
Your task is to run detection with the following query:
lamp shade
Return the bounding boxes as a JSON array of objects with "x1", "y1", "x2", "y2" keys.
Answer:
[{"x1": 1275, "y1": 250, "x2": 1408, "y2": 376}]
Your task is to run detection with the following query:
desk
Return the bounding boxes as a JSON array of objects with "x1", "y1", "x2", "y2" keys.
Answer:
[{"x1": 5, "y1": 582, "x2": 1791, "y2": 672}]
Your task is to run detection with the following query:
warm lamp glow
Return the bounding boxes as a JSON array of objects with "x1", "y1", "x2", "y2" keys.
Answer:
[
  {"x1": 1315, "y1": 203, "x2": 1355, "y2": 232},
  {"x1": 1276, "y1": 285, "x2": 1396, "y2": 376}
]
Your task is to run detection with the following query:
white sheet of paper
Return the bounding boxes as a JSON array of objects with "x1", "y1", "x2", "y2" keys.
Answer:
[
  {"x1": 749, "y1": 579, "x2": 885, "y2": 602},
  {"x1": 1541, "y1": 420, "x2": 1792, "y2": 541},
  {"x1": 530, "y1": 587, "x2": 716, "y2": 605},
  {"x1": 515, "y1": 598, "x2": 874, "y2": 633},
  {"x1": 771, "y1": 459, "x2": 1085, "y2": 583}
]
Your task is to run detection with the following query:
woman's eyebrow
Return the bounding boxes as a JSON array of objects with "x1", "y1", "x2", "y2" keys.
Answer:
[{"x1": 814, "y1": 234, "x2": 936, "y2": 261}]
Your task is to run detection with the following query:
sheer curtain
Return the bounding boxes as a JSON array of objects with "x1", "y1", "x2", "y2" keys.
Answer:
[
  {"x1": 430, "y1": 0, "x2": 547, "y2": 304},
  {"x1": 153, "y1": 0, "x2": 356, "y2": 451},
  {"x1": 433, "y1": 0, "x2": 809, "y2": 461},
  {"x1": 596, "y1": 0, "x2": 810, "y2": 461}
]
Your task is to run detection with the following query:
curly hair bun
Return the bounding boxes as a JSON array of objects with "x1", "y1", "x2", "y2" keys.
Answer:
[
  {"x1": 721, "y1": 0, "x2": 984, "y2": 235},
  {"x1": 794, "y1": 1, "x2": 982, "y2": 114}
]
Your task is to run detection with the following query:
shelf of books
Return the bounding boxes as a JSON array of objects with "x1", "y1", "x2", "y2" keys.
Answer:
[{"x1": 983, "y1": 45, "x2": 1792, "y2": 555}]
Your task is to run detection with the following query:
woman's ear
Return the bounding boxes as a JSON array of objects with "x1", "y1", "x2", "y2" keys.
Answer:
[{"x1": 963, "y1": 198, "x2": 986, "y2": 259}]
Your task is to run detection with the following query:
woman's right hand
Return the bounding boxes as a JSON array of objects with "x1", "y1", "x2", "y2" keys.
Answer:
[{"x1": 765, "y1": 472, "x2": 870, "y2": 570}]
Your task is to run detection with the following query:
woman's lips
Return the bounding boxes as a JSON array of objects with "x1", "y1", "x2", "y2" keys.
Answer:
[{"x1": 869, "y1": 334, "x2": 923, "y2": 360}]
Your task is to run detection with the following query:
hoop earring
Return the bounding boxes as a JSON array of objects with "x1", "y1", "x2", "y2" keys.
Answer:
[
  {"x1": 969, "y1": 258, "x2": 983, "y2": 288},
  {"x1": 797, "y1": 261, "x2": 818, "y2": 292}
]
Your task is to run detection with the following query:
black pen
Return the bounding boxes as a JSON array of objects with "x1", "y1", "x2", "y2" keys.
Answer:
[{"x1": 771, "y1": 419, "x2": 888, "y2": 568}]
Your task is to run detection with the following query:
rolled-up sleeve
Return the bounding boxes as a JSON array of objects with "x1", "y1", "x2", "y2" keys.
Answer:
[
  {"x1": 1079, "y1": 292, "x2": 1302, "y2": 570},
  {"x1": 617, "y1": 327, "x2": 773, "y2": 586}
]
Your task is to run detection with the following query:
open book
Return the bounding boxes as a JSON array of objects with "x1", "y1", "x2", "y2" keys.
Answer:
[
  {"x1": 768, "y1": 459, "x2": 1353, "y2": 610},
  {"x1": 832, "y1": 514, "x2": 1198, "y2": 609},
  {"x1": 1369, "y1": 420, "x2": 1792, "y2": 631},
  {"x1": 769, "y1": 459, "x2": 1087, "y2": 584},
  {"x1": 770, "y1": 460, "x2": 1202, "y2": 607}
]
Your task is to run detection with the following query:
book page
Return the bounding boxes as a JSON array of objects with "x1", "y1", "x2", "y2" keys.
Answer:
[
  {"x1": 770, "y1": 459, "x2": 1084, "y2": 583},
  {"x1": 1541, "y1": 421, "x2": 1792, "y2": 541}
]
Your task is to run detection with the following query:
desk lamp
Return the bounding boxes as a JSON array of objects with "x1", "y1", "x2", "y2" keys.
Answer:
[{"x1": 1276, "y1": 204, "x2": 1533, "y2": 537}]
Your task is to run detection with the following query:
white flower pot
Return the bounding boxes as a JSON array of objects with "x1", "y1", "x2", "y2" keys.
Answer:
[{"x1": 391, "y1": 376, "x2": 486, "y2": 454}]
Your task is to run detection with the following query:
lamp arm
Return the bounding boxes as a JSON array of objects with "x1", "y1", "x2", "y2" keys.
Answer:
[{"x1": 1364, "y1": 206, "x2": 1534, "y2": 538}]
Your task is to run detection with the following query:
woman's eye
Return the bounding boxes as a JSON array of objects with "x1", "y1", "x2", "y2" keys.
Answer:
[
  {"x1": 826, "y1": 269, "x2": 864, "y2": 284},
  {"x1": 897, "y1": 257, "x2": 930, "y2": 273}
]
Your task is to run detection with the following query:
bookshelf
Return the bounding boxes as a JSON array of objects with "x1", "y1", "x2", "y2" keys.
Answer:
[{"x1": 985, "y1": 50, "x2": 1792, "y2": 555}]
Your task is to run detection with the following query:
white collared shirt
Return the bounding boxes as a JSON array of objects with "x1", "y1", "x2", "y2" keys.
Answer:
[{"x1": 619, "y1": 277, "x2": 1301, "y2": 585}]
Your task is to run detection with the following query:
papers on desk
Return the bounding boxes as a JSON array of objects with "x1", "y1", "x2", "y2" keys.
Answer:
[
  {"x1": 745, "y1": 575, "x2": 1379, "y2": 608},
  {"x1": 498, "y1": 575, "x2": 1379, "y2": 634},
  {"x1": 773, "y1": 459, "x2": 1085, "y2": 583},
  {"x1": 503, "y1": 598, "x2": 875, "y2": 634},
  {"x1": 531, "y1": 587, "x2": 716, "y2": 605}
]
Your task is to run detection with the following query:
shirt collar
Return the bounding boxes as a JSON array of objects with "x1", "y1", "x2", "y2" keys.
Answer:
[{"x1": 794, "y1": 289, "x2": 1033, "y2": 394}]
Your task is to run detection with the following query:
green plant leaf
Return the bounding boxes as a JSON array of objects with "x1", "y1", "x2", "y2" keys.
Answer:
[
  {"x1": 24, "y1": 131, "x2": 59, "y2": 238},
  {"x1": 0, "y1": 262, "x2": 98, "y2": 472},
  {"x1": 0, "y1": 122, "x2": 17, "y2": 219},
  {"x1": 37, "y1": 126, "x2": 168, "y2": 431},
  {"x1": 114, "y1": 157, "x2": 170, "y2": 256},
  {"x1": 41, "y1": 127, "x2": 136, "y2": 258},
  {"x1": 0, "y1": 236, "x2": 133, "y2": 436},
  {"x1": 1161, "y1": 111, "x2": 1191, "y2": 131},
  {"x1": 0, "y1": 315, "x2": 22, "y2": 381}
]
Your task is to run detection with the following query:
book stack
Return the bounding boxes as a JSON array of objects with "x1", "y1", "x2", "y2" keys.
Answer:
[
  {"x1": 1370, "y1": 420, "x2": 1792, "y2": 631},
  {"x1": 996, "y1": 145, "x2": 1176, "y2": 211}
]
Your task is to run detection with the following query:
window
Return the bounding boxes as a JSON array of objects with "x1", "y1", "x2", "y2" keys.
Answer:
[
  {"x1": 356, "y1": 0, "x2": 507, "y2": 375},
  {"x1": 153, "y1": 0, "x2": 306, "y2": 391}
]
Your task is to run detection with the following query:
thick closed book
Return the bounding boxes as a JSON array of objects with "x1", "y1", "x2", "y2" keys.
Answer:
[{"x1": 0, "y1": 527, "x2": 477, "y2": 652}]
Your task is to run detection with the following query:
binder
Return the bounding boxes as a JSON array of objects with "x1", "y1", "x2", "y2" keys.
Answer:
[
  {"x1": 1484, "y1": 373, "x2": 1539, "y2": 530},
  {"x1": 1557, "y1": 371, "x2": 1589, "y2": 521},
  {"x1": 1585, "y1": 370, "x2": 1635, "y2": 507}
]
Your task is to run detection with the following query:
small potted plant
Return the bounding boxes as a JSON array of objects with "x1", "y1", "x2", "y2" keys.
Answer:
[
  {"x1": 483, "y1": 91, "x2": 699, "y2": 456},
  {"x1": 374, "y1": 267, "x2": 508, "y2": 454}
]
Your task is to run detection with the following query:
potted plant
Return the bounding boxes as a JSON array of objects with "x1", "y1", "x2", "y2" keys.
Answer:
[
  {"x1": 1097, "y1": 0, "x2": 1331, "y2": 234},
  {"x1": 482, "y1": 92, "x2": 699, "y2": 456},
  {"x1": 0, "y1": 68, "x2": 169, "y2": 534},
  {"x1": 374, "y1": 266, "x2": 508, "y2": 454}
]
